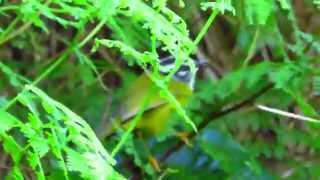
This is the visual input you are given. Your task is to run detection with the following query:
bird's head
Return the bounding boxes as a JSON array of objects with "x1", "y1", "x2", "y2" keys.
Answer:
[{"x1": 157, "y1": 56, "x2": 205, "y2": 89}]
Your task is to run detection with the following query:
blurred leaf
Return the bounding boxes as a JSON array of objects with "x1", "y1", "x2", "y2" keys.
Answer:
[
  {"x1": 245, "y1": 0, "x2": 275, "y2": 25},
  {"x1": 0, "y1": 110, "x2": 20, "y2": 133},
  {"x1": 198, "y1": 129, "x2": 250, "y2": 172}
]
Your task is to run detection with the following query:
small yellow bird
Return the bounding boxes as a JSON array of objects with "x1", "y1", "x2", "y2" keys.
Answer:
[
  {"x1": 119, "y1": 73, "x2": 193, "y2": 136},
  {"x1": 101, "y1": 56, "x2": 198, "y2": 138},
  {"x1": 98, "y1": 56, "x2": 200, "y2": 172}
]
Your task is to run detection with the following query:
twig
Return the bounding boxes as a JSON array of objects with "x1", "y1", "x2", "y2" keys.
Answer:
[
  {"x1": 243, "y1": 29, "x2": 259, "y2": 66},
  {"x1": 256, "y1": 104, "x2": 320, "y2": 123}
]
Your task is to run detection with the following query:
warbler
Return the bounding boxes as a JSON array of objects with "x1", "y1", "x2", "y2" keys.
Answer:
[{"x1": 100, "y1": 56, "x2": 201, "y2": 138}]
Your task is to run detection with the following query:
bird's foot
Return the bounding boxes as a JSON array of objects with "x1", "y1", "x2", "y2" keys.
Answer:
[{"x1": 175, "y1": 132, "x2": 193, "y2": 147}]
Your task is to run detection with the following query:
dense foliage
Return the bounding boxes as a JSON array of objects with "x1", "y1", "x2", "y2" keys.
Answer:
[{"x1": 0, "y1": 0, "x2": 319, "y2": 179}]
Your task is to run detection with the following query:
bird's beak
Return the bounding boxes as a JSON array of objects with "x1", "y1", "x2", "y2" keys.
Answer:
[{"x1": 195, "y1": 58, "x2": 208, "y2": 67}]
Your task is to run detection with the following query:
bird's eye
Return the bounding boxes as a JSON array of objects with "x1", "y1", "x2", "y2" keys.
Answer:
[
  {"x1": 174, "y1": 70, "x2": 191, "y2": 82},
  {"x1": 177, "y1": 70, "x2": 188, "y2": 77}
]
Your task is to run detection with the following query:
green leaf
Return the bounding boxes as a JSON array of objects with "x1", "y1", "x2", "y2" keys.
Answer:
[
  {"x1": 5, "y1": 166, "x2": 24, "y2": 180},
  {"x1": 201, "y1": 0, "x2": 236, "y2": 15},
  {"x1": 245, "y1": 0, "x2": 275, "y2": 25},
  {"x1": 20, "y1": 0, "x2": 48, "y2": 32},
  {"x1": 198, "y1": 129, "x2": 250, "y2": 173},
  {"x1": 29, "y1": 136, "x2": 50, "y2": 158},
  {"x1": 270, "y1": 64, "x2": 296, "y2": 89},
  {"x1": 26, "y1": 152, "x2": 46, "y2": 180},
  {"x1": 0, "y1": 110, "x2": 20, "y2": 133},
  {"x1": 0, "y1": 62, "x2": 27, "y2": 88},
  {"x1": 278, "y1": 0, "x2": 291, "y2": 10},
  {"x1": 24, "y1": 85, "x2": 124, "y2": 179},
  {"x1": 2, "y1": 134, "x2": 23, "y2": 164},
  {"x1": 313, "y1": 0, "x2": 320, "y2": 8},
  {"x1": 65, "y1": 148, "x2": 97, "y2": 179}
]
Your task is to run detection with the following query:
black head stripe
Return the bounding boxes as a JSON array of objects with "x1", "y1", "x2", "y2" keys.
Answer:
[
  {"x1": 160, "y1": 56, "x2": 176, "y2": 66},
  {"x1": 174, "y1": 65, "x2": 191, "y2": 82}
]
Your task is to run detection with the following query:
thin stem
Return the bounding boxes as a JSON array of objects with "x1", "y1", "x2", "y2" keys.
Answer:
[
  {"x1": 111, "y1": 86, "x2": 158, "y2": 157},
  {"x1": 243, "y1": 28, "x2": 259, "y2": 66},
  {"x1": 1, "y1": 95, "x2": 20, "y2": 111},
  {"x1": 0, "y1": 62, "x2": 31, "y2": 84},
  {"x1": 0, "y1": 5, "x2": 19, "y2": 12},
  {"x1": 1, "y1": 31, "x2": 81, "y2": 111},
  {"x1": 79, "y1": 16, "x2": 109, "y2": 48},
  {"x1": 1, "y1": 49, "x2": 72, "y2": 111},
  {"x1": 33, "y1": 48, "x2": 73, "y2": 84},
  {"x1": 275, "y1": 25, "x2": 290, "y2": 61},
  {"x1": 0, "y1": 16, "x2": 21, "y2": 41},
  {"x1": 191, "y1": 10, "x2": 219, "y2": 54},
  {"x1": 0, "y1": 23, "x2": 31, "y2": 45}
]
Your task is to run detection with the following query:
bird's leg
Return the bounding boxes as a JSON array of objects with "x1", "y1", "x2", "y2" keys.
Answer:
[
  {"x1": 136, "y1": 131, "x2": 162, "y2": 172},
  {"x1": 148, "y1": 155, "x2": 161, "y2": 172},
  {"x1": 175, "y1": 132, "x2": 193, "y2": 147}
]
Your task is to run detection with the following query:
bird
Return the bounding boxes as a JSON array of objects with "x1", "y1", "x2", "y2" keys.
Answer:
[
  {"x1": 98, "y1": 56, "x2": 202, "y2": 172},
  {"x1": 100, "y1": 56, "x2": 201, "y2": 139}
]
